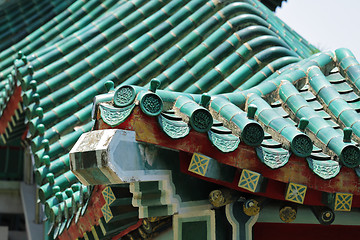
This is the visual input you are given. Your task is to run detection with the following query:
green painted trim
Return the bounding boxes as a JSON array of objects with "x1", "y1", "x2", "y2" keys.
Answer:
[{"x1": 173, "y1": 209, "x2": 215, "y2": 240}]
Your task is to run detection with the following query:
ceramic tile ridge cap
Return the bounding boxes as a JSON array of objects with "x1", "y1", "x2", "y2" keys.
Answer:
[
  {"x1": 307, "y1": 68, "x2": 360, "y2": 143},
  {"x1": 278, "y1": 80, "x2": 360, "y2": 168},
  {"x1": 306, "y1": 65, "x2": 322, "y2": 77},
  {"x1": 245, "y1": 92, "x2": 313, "y2": 158},
  {"x1": 220, "y1": 51, "x2": 336, "y2": 106},
  {"x1": 102, "y1": 84, "x2": 265, "y2": 146}
]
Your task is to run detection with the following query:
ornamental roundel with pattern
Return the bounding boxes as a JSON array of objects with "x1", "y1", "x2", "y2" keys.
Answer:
[
  {"x1": 238, "y1": 169, "x2": 261, "y2": 192},
  {"x1": 188, "y1": 153, "x2": 210, "y2": 176},
  {"x1": 102, "y1": 186, "x2": 116, "y2": 205},
  {"x1": 101, "y1": 204, "x2": 113, "y2": 223},
  {"x1": 334, "y1": 193, "x2": 353, "y2": 211},
  {"x1": 285, "y1": 183, "x2": 307, "y2": 204}
]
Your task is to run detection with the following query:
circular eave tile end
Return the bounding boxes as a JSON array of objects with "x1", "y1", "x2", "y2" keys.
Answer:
[
  {"x1": 190, "y1": 109, "x2": 213, "y2": 133},
  {"x1": 241, "y1": 122, "x2": 264, "y2": 147},
  {"x1": 114, "y1": 85, "x2": 136, "y2": 108},
  {"x1": 340, "y1": 145, "x2": 360, "y2": 168},
  {"x1": 139, "y1": 92, "x2": 163, "y2": 117},
  {"x1": 291, "y1": 134, "x2": 313, "y2": 158}
]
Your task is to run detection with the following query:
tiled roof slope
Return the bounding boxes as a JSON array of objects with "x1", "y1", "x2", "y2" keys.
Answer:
[
  {"x1": 0, "y1": 0, "x2": 353, "y2": 238},
  {"x1": 101, "y1": 48, "x2": 360, "y2": 175},
  {"x1": 0, "y1": 0, "x2": 74, "y2": 144},
  {"x1": 77, "y1": 50, "x2": 360, "y2": 238}
]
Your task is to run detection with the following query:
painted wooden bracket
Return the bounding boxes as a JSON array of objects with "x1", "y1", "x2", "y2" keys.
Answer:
[
  {"x1": 323, "y1": 192, "x2": 353, "y2": 212},
  {"x1": 188, "y1": 152, "x2": 236, "y2": 182},
  {"x1": 101, "y1": 202, "x2": 138, "y2": 224},
  {"x1": 311, "y1": 206, "x2": 335, "y2": 225},
  {"x1": 102, "y1": 185, "x2": 132, "y2": 207},
  {"x1": 238, "y1": 169, "x2": 266, "y2": 193},
  {"x1": 285, "y1": 182, "x2": 307, "y2": 204}
]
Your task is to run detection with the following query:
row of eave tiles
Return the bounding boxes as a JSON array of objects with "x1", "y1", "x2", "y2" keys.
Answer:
[
  {"x1": 0, "y1": 0, "x2": 342, "y2": 236},
  {"x1": 104, "y1": 48, "x2": 360, "y2": 177}
]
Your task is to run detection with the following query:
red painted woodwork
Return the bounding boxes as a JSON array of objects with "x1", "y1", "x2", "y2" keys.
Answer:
[
  {"x1": 95, "y1": 106, "x2": 360, "y2": 208},
  {"x1": 0, "y1": 86, "x2": 21, "y2": 134},
  {"x1": 59, "y1": 185, "x2": 106, "y2": 240},
  {"x1": 110, "y1": 220, "x2": 143, "y2": 240},
  {"x1": 179, "y1": 150, "x2": 326, "y2": 206},
  {"x1": 253, "y1": 223, "x2": 360, "y2": 240},
  {"x1": 96, "y1": 106, "x2": 360, "y2": 196}
]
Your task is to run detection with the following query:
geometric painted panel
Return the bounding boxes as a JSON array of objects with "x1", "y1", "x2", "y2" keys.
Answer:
[
  {"x1": 334, "y1": 193, "x2": 353, "y2": 211},
  {"x1": 238, "y1": 169, "x2": 261, "y2": 192},
  {"x1": 102, "y1": 186, "x2": 116, "y2": 205},
  {"x1": 101, "y1": 204, "x2": 113, "y2": 223},
  {"x1": 285, "y1": 183, "x2": 307, "y2": 204},
  {"x1": 188, "y1": 153, "x2": 210, "y2": 176},
  {"x1": 173, "y1": 209, "x2": 215, "y2": 240}
]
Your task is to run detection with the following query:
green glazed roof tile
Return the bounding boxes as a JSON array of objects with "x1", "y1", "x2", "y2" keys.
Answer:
[
  {"x1": 332, "y1": 81, "x2": 353, "y2": 93},
  {"x1": 341, "y1": 91, "x2": 359, "y2": 102},
  {"x1": 261, "y1": 138, "x2": 282, "y2": 148},
  {"x1": 3, "y1": 0, "x2": 360, "y2": 238},
  {"x1": 327, "y1": 73, "x2": 345, "y2": 83},
  {"x1": 256, "y1": 146, "x2": 290, "y2": 169}
]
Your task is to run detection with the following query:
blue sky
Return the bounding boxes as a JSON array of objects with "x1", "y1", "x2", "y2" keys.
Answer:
[{"x1": 276, "y1": 0, "x2": 360, "y2": 59}]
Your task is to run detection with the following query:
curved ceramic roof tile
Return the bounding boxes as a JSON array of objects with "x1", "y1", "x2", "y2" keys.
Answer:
[{"x1": 1, "y1": 0, "x2": 360, "y2": 239}]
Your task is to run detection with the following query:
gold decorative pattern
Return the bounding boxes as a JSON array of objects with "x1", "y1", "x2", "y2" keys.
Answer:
[
  {"x1": 238, "y1": 169, "x2": 261, "y2": 192},
  {"x1": 279, "y1": 206, "x2": 297, "y2": 223},
  {"x1": 334, "y1": 193, "x2": 353, "y2": 211},
  {"x1": 188, "y1": 153, "x2": 210, "y2": 176},
  {"x1": 243, "y1": 199, "x2": 260, "y2": 216},
  {"x1": 285, "y1": 183, "x2": 307, "y2": 204},
  {"x1": 101, "y1": 204, "x2": 113, "y2": 223},
  {"x1": 102, "y1": 186, "x2": 116, "y2": 205}
]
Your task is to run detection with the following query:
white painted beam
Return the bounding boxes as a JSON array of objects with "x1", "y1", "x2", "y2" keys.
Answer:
[
  {"x1": 20, "y1": 183, "x2": 43, "y2": 240},
  {"x1": 0, "y1": 181, "x2": 22, "y2": 214},
  {"x1": 0, "y1": 226, "x2": 8, "y2": 240}
]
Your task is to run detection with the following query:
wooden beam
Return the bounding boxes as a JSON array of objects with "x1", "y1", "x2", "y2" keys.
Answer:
[
  {"x1": 0, "y1": 86, "x2": 21, "y2": 135},
  {"x1": 257, "y1": 201, "x2": 360, "y2": 225}
]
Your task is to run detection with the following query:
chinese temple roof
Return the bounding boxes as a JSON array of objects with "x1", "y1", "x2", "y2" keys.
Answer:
[
  {"x1": 0, "y1": 0, "x2": 359, "y2": 239},
  {"x1": 260, "y1": 0, "x2": 286, "y2": 11}
]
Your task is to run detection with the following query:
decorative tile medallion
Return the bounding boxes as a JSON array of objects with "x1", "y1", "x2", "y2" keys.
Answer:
[
  {"x1": 334, "y1": 193, "x2": 353, "y2": 211},
  {"x1": 208, "y1": 130, "x2": 240, "y2": 153},
  {"x1": 102, "y1": 186, "x2": 116, "y2": 205},
  {"x1": 256, "y1": 146, "x2": 290, "y2": 169},
  {"x1": 158, "y1": 114, "x2": 190, "y2": 139},
  {"x1": 306, "y1": 157, "x2": 340, "y2": 179},
  {"x1": 285, "y1": 183, "x2": 307, "y2": 204},
  {"x1": 99, "y1": 103, "x2": 135, "y2": 127},
  {"x1": 188, "y1": 153, "x2": 210, "y2": 176},
  {"x1": 173, "y1": 209, "x2": 215, "y2": 240},
  {"x1": 238, "y1": 169, "x2": 261, "y2": 192},
  {"x1": 101, "y1": 204, "x2": 113, "y2": 223}
]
